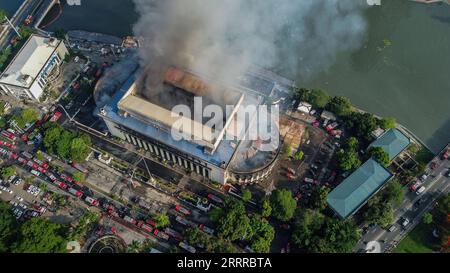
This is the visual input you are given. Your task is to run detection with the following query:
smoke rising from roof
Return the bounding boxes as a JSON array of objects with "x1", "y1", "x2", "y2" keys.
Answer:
[{"x1": 132, "y1": 0, "x2": 368, "y2": 86}]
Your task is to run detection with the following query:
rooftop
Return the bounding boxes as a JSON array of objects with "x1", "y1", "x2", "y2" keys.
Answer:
[
  {"x1": 98, "y1": 71, "x2": 243, "y2": 168},
  {"x1": 0, "y1": 35, "x2": 61, "y2": 88},
  {"x1": 369, "y1": 128, "x2": 411, "y2": 161},
  {"x1": 327, "y1": 159, "x2": 393, "y2": 219}
]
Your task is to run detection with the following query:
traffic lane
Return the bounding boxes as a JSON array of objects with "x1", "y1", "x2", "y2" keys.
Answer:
[{"x1": 356, "y1": 172, "x2": 450, "y2": 251}]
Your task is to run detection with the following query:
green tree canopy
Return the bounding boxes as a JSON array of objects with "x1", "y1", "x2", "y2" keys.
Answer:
[
  {"x1": 292, "y1": 209, "x2": 360, "y2": 253},
  {"x1": 211, "y1": 199, "x2": 251, "y2": 241},
  {"x1": 379, "y1": 117, "x2": 396, "y2": 130},
  {"x1": 0, "y1": 9, "x2": 7, "y2": 23},
  {"x1": 383, "y1": 179, "x2": 405, "y2": 206},
  {"x1": 293, "y1": 87, "x2": 310, "y2": 102},
  {"x1": 336, "y1": 149, "x2": 361, "y2": 172},
  {"x1": 363, "y1": 196, "x2": 394, "y2": 228},
  {"x1": 368, "y1": 146, "x2": 390, "y2": 167},
  {"x1": 294, "y1": 150, "x2": 304, "y2": 161},
  {"x1": 344, "y1": 112, "x2": 378, "y2": 143},
  {"x1": 70, "y1": 136, "x2": 91, "y2": 162},
  {"x1": 326, "y1": 96, "x2": 353, "y2": 117},
  {"x1": 155, "y1": 213, "x2": 170, "y2": 229},
  {"x1": 422, "y1": 212, "x2": 433, "y2": 225},
  {"x1": 43, "y1": 123, "x2": 63, "y2": 154},
  {"x1": 260, "y1": 198, "x2": 272, "y2": 218},
  {"x1": 270, "y1": 189, "x2": 297, "y2": 222},
  {"x1": 282, "y1": 143, "x2": 293, "y2": 159},
  {"x1": 72, "y1": 171, "x2": 85, "y2": 183},
  {"x1": 1, "y1": 166, "x2": 16, "y2": 179},
  {"x1": 12, "y1": 108, "x2": 39, "y2": 128},
  {"x1": 11, "y1": 218, "x2": 67, "y2": 253},
  {"x1": 0, "y1": 202, "x2": 18, "y2": 252},
  {"x1": 248, "y1": 216, "x2": 275, "y2": 253},
  {"x1": 308, "y1": 89, "x2": 330, "y2": 108},
  {"x1": 57, "y1": 131, "x2": 75, "y2": 159},
  {"x1": 311, "y1": 186, "x2": 330, "y2": 211},
  {"x1": 345, "y1": 137, "x2": 359, "y2": 151},
  {"x1": 242, "y1": 189, "x2": 252, "y2": 202}
]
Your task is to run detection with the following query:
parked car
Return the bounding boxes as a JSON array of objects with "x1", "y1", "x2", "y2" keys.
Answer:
[
  {"x1": 416, "y1": 186, "x2": 426, "y2": 195},
  {"x1": 388, "y1": 225, "x2": 397, "y2": 232},
  {"x1": 401, "y1": 218, "x2": 410, "y2": 227}
]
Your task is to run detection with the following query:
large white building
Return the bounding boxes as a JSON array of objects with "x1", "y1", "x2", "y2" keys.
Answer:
[{"x1": 0, "y1": 35, "x2": 68, "y2": 101}]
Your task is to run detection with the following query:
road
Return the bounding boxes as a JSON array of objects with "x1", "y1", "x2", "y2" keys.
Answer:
[
  {"x1": 355, "y1": 155, "x2": 450, "y2": 253},
  {"x1": 0, "y1": 0, "x2": 42, "y2": 50}
]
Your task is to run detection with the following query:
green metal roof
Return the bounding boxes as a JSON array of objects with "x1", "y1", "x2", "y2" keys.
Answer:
[
  {"x1": 369, "y1": 128, "x2": 411, "y2": 161},
  {"x1": 327, "y1": 159, "x2": 392, "y2": 219}
]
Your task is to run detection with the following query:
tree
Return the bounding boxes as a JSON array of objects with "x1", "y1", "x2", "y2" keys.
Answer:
[
  {"x1": 292, "y1": 209, "x2": 360, "y2": 253},
  {"x1": 308, "y1": 89, "x2": 330, "y2": 108},
  {"x1": 1, "y1": 166, "x2": 16, "y2": 179},
  {"x1": 11, "y1": 218, "x2": 67, "y2": 253},
  {"x1": 57, "y1": 131, "x2": 75, "y2": 159},
  {"x1": 0, "y1": 47, "x2": 12, "y2": 70},
  {"x1": 0, "y1": 202, "x2": 18, "y2": 252},
  {"x1": 72, "y1": 171, "x2": 85, "y2": 183},
  {"x1": 294, "y1": 150, "x2": 304, "y2": 161},
  {"x1": 0, "y1": 9, "x2": 7, "y2": 23},
  {"x1": 70, "y1": 136, "x2": 91, "y2": 162},
  {"x1": 43, "y1": 123, "x2": 63, "y2": 154},
  {"x1": 293, "y1": 87, "x2": 310, "y2": 102},
  {"x1": 12, "y1": 108, "x2": 39, "y2": 128},
  {"x1": 383, "y1": 179, "x2": 405, "y2": 206},
  {"x1": 379, "y1": 117, "x2": 396, "y2": 130},
  {"x1": 345, "y1": 137, "x2": 359, "y2": 151},
  {"x1": 368, "y1": 146, "x2": 390, "y2": 167},
  {"x1": 212, "y1": 199, "x2": 251, "y2": 241},
  {"x1": 282, "y1": 143, "x2": 293, "y2": 159},
  {"x1": 127, "y1": 240, "x2": 142, "y2": 253},
  {"x1": 184, "y1": 228, "x2": 237, "y2": 253},
  {"x1": 270, "y1": 189, "x2": 297, "y2": 222},
  {"x1": 248, "y1": 216, "x2": 275, "y2": 253},
  {"x1": 311, "y1": 186, "x2": 330, "y2": 211},
  {"x1": 344, "y1": 112, "x2": 378, "y2": 143},
  {"x1": 260, "y1": 198, "x2": 272, "y2": 218},
  {"x1": 363, "y1": 197, "x2": 394, "y2": 227},
  {"x1": 423, "y1": 213, "x2": 433, "y2": 225},
  {"x1": 242, "y1": 189, "x2": 252, "y2": 202},
  {"x1": 326, "y1": 96, "x2": 353, "y2": 117},
  {"x1": 155, "y1": 214, "x2": 170, "y2": 229},
  {"x1": 336, "y1": 150, "x2": 361, "y2": 171}
]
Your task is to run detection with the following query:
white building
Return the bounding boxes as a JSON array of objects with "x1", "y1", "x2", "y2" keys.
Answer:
[
  {"x1": 297, "y1": 101, "x2": 313, "y2": 114},
  {"x1": 0, "y1": 35, "x2": 68, "y2": 101}
]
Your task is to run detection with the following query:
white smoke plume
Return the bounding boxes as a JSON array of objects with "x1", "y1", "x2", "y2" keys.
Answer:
[{"x1": 132, "y1": 0, "x2": 368, "y2": 86}]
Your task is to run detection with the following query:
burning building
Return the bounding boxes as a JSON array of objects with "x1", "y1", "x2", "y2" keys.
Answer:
[{"x1": 97, "y1": 65, "x2": 292, "y2": 184}]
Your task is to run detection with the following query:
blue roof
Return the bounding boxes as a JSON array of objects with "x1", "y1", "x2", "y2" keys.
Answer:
[
  {"x1": 97, "y1": 72, "x2": 237, "y2": 168},
  {"x1": 327, "y1": 159, "x2": 392, "y2": 219},
  {"x1": 369, "y1": 129, "x2": 410, "y2": 161}
]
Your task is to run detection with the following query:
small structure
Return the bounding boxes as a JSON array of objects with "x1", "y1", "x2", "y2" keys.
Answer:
[
  {"x1": 320, "y1": 110, "x2": 337, "y2": 122},
  {"x1": 371, "y1": 127, "x2": 385, "y2": 139},
  {"x1": 327, "y1": 159, "x2": 392, "y2": 219},
  {"x1": 369, "y1": 128, "x2": 411, "y2": 161},
  {"x1": 297, "y1": 101, "x2": 312, "y2": 114}
]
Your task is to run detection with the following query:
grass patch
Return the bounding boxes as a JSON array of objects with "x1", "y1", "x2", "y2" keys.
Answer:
[{"x1": 393, "y1": 222, "x2": 439, "y2": 253}]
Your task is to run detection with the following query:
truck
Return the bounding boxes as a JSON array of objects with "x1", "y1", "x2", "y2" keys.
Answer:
[
  {"x1": 68, "y1": 188, "x2": 83, "y2": 198},
  {"x1": 123, "y1": 215, "x2": 137, "y2": 225},
  {"x1": 175, "y1": 204, "x2": 192, "y2": 215},
  {"x1": 72, "y1": 162, "x2": 88, "y2": 175},
  {"x1": 50, "y1": 112, "x2": 62, "y2": 122},
  {"x1": 207, "y1": 193, "x2": 224, "y2": 204},
  {"x1": 84, "y1": 196, "x2": 99, "y2": 206},
  {"x1": 179, "y1": 242, "x2": 196, "y2": 253},
  {"x1": 136, "y1": 221, "x2": 153, "y2": 233}
]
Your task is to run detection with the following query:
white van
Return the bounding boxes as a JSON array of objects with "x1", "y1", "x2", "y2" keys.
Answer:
[{"x1": 416, "y1": 186, "x2": 426, "y2": 195}]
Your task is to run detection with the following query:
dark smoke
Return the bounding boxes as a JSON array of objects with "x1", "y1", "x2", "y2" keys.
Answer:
[{"x1": 132, "y1": 0, "x2": 368, "y2": 89}]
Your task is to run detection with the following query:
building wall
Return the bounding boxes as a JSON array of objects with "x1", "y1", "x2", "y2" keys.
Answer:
[{"x1": 103, "y1": 117, "x2": 227, "y2": 184}]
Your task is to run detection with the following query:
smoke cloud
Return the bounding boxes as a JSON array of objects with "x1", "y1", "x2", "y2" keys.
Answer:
[{"x1": 132, "y1": 0, "x2": 368, "y2": 87}]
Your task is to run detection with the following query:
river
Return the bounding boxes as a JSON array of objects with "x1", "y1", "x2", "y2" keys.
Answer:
[{"x1": 2, "y1": 0, "x2": 450, "y2": 153}]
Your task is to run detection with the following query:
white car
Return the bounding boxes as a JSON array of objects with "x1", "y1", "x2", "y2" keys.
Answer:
[
  {"x1": 6, "y1": 189, "x2": 13, "y2": 195},
  {"x1": 401, "y1": 218, "x2": 410, "y2": 227},
  {"x1": 10, "y1": 201, "x2": 18, "y2": 207},
  {"x1": 15, "y1": 196, "x2": 24, "y2": 202},
  {"x1": 19, "y1": 203, "x2": 27, "y2": 210},
  {"x1": 416, "y1": 186, "x2": 426, "y2": 195}
]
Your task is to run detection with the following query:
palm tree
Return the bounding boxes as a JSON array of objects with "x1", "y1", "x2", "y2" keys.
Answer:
[{"x1": 127, "y1": 240, "x2": 142, "y2": 253}]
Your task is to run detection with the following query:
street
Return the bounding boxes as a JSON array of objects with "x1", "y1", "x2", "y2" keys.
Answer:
[{"x1": 355, "y1": 155, "x2": 450, "y2": 253}]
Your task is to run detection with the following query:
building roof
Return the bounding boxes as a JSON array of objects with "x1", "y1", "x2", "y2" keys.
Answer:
[
  {"x1": 321, "y1": 110, "x2": 337, "y2": 121},
  {"x1": 327, "y1": 159, "x2": 392, "y2": 219},
  {"x1": 98, "y1": 71, "x2": 239, "y2": 168},
  {"x1": 0, "y1": 35, "x2": 61, "y2": 88},
  {"x1": 297, "y1": 101, "x2": 312, "y2": 113},
  {"x1": 369, "y1": 128, "x2": 411, "y2": 161}
]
